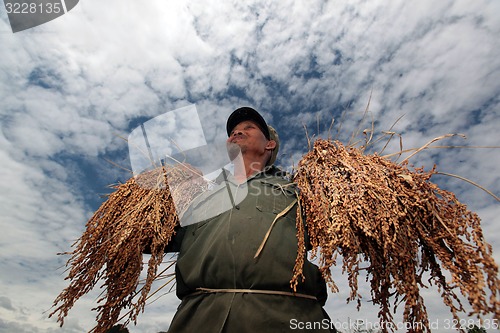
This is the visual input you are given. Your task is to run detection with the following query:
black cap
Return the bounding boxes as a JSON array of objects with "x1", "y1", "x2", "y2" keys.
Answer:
[{"x1": 226, "y1": 107, "x2": 271, "y2": 140}]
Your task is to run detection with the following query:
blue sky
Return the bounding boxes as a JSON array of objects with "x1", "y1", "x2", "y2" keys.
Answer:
[{"x1": 1, "y1": 1, "x2": 499, "y2": 332}]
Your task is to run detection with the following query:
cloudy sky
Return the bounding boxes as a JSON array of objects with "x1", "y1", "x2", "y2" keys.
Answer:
[{"x1": 1, "y1": 0, "x2": 499, "y2": 332}]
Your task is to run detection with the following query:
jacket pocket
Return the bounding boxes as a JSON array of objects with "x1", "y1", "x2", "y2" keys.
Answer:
[{"x1": 255, "y1": 180, "x2": 297, "y2": 215}]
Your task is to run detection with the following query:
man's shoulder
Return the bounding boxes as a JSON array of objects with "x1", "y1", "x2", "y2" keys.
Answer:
[
  {"x1": 256, "y1": 166, "x2": 298, "y2": 194},
  {"x1": 263, "y1": 165, "x2": 292, "y2": 179}
]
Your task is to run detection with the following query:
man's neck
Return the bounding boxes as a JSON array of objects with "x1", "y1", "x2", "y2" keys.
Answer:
[{"x1": 233, "y1": 156, "x2": 267, "y2": 183}]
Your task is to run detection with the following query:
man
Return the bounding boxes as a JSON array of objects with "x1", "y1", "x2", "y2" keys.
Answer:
[{"x1": 166, "y1": 107, "x2": 334, "y2": 332}]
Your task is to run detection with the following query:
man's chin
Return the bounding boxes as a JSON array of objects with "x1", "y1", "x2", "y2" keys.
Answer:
[{"x1": 227, "y1": 142, "x2": 243, "y2": 161}]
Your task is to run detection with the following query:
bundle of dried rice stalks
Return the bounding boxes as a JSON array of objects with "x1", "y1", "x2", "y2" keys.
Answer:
[
  {"x1": 49, "y1": 165, "x2": 206, "y2": 333},
  {"x1": 292, "y1": 139, "x2": 499, "y2": 332}
]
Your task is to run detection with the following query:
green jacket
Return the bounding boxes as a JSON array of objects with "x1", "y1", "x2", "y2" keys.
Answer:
[{"x1": 167, "y1": 167, "x2": 334, "y2": 332}]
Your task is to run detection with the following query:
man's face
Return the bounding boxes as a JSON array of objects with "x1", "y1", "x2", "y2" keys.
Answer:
[{"x1": 226, "y1": 120, "x2": 271, "y2": 160}]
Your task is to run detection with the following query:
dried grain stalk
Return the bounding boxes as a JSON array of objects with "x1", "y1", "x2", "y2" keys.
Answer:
[
  {"x1": 49, "y1": 165, "x2": 207, "y2": 333},
  {"x1": 292, "y1": 139, "x2": 499, "y2": 332}
]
